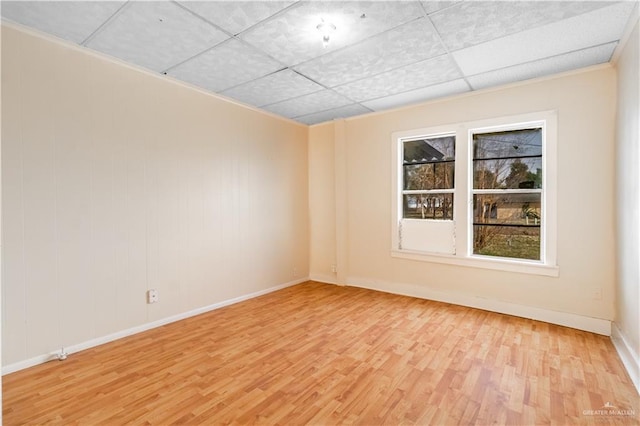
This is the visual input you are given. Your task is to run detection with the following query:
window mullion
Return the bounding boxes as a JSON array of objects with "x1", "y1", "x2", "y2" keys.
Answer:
[
  {"x1": 403, "y1": 189, "x2": 456, "y2": 195},
  {"x1": 471, "y1": 189, "x2": 542, "y2": 194}
]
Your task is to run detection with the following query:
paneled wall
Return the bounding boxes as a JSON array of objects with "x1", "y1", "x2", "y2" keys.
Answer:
[
  {"x1": 1, "y1": 25, "x2": 309, "y2": 366},
  {"x1": 614, "y1": 16, "x2": 640, "y2": 390}
]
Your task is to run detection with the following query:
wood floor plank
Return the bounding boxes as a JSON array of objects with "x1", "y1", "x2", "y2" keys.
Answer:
[{"x1": 3, "y1": 281, "x2": 639, "y2": 425}]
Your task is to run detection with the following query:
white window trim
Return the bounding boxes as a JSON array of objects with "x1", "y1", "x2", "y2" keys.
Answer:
[{"x1": 391, "y1": 111, "x2": 558, "y2": 277}]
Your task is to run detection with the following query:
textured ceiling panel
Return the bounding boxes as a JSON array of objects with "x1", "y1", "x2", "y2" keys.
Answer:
[
  {"x1": 86, "y1": 1, "x2": 229, "y2": 72},
  {"x1": 240, "y1": 1, "x2": 424, "y2": 66},
  {"x1": 177, "y1": 1, "x2": 296, "y2": 35},
  {"x1": 263, "y1": 89, "x2": 353, "y2": 118},
  {"x1": 294, "y1": 17, "x2": 445, "y2": 88},
  {"x1": 334, "y1": 54, "x2": 461, "y2": 102},
  {"x1": 453, "y1": 1, "x2": 636, "y2": 76},
  {"x1": 169, "y1": 39, "x2": 283, "y2": 93},
  {"x1": 432, "y1": 1, "x2": 612, "y2": 51},
  {"x1": 420, "y1": 1, "x2": 460, "y2": 15},
  {"x1": 296, "y1": 103, "x2": 372, "y2": 125},
  {"x1": 1, "y1": 1, "x2": 636, "y2": 126},
  {"x1": 1, "y1": 1, "x2": 125, "y2": 44},
  {"x1": 467, "y1": 42, "x2": 618, "y2": 90},
  {"x1": 362, "y1": 79, "x2": 470, "y2": 111},
  {"x1": 221, "y1": 69, "x2": 323, "y2": 107}
]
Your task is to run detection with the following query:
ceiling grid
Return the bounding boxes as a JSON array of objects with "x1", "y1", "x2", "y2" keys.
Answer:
[{"x1": 1, "y1": 0, "x2": 637, "y2": 125}]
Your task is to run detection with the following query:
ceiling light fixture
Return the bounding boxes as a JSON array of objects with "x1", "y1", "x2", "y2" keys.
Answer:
[{"x1": 316, "y1": 19, "x2": 336, "y2": 48}]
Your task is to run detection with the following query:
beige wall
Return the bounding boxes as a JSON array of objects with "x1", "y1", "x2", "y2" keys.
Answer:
[
  {"x1": 308, "y1": 123, "x2": 336, "y2": 283},
  {"x1": 309, "y1": 66, "x2": 618, "y2": 322},
  {"x1": 0, "y1": 17, "x2": 3, "y2": 422},
  {"x1": 614, "y1": 15, "x2": 640, "y2": 386},
  {"x1": 1, "y1": 25, "x2": 309, "y2": 366}
]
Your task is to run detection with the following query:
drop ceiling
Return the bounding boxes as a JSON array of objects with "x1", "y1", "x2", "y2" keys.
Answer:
[{"x1": 1, "y1": 1, "x2": 637, "y2": 125}]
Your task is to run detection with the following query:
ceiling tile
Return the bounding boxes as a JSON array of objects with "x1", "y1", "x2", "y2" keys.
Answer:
[
  {"x1": 452, "y1": 1, "x2": 636, "y2": 76},
  {"x1": 362, "y1": 79, "x2": 470, "y2": 111},
  {"x1": 432, "y1": 1, "x2": 613, "y2": 51},
  {"x1": 263, "y1": 90, "x2": 352, "y2": 118},
  {"x1": 1, "y1": 1, "x2": 126, "y2": 44},
  {"x1": 168, "y1": 39, "x2": 283, "y2": 93},
  {"x1": 177, "y1": 1, "x2": 296, "y2": 35},
  {"x1": 333, "y1": 54, "x2": 461, "y2": 102},
  {"x1": 420, "y1": 1, "x2": 460, "y2": 15},
  {"x1": 4, "y1": 0, "x2": 633, "y2": 126},
  {"x1": 467, "y1": 43, "x2": 618, "y2": 90},
  {"x1": 296, "y1": 104, "x2": 372, "y2": 125},
  {"x1": 85, "y1": 1, "x2": 229, "y2": 72},
  {"x1": 240, "y1": 1, "x2": 424, "y2": 66},
  {"x1": 221, "y1": 69, "x2": 323, "y2": 107},
  {"x1": 294, "y1": 17, "x2": 445, "y2": 88}
]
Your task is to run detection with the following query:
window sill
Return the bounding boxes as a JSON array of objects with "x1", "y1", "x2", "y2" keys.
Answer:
[{"x1": 391, "y1": 249, "x2": 559, "y2": 277}]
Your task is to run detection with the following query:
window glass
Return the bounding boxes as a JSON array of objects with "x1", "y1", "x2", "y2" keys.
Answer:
[
  {"x1": 473, "y1": 193, "x2": 541, "y2": 225},
  {"x1": 473, "y1": 224, "x2": 541, "y2": 260},
  {"x1": 473, "y1": 128, "x2": 542, "y2": 159},
  {"x1": 403, "y1": 193, "x2": 454, "y2": 220},
  {"x1": 472, "y1": 128, "x2": 543, "y2": 261},
  {"x1": 403, "y1": 136, "x2": 455, "y2": 163},
  {"x1": 402, "y1": 135, "x2": 455, "y2": 220},
  {"x1": 473, "y1": 158, "x2": 542, "y2": 189},
  {"x1": 404, "y1": 163, "x2": 455, "y2": 190}
]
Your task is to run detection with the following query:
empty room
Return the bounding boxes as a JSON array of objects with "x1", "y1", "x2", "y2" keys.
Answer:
[{"x1": 1, "y1": 0, "x2": 639, "y2": 424}]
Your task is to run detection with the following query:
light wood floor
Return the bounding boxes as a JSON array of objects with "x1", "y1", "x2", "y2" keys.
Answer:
[{"x1": 3, "y1": 281, "x2": 639, "y2": 425}]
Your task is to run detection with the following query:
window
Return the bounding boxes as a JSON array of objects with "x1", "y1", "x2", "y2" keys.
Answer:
[
  {"x1": 472, "y1": 127, "x2": 543, "y2": 261},
  {"x1": 391, "y1": 111, "x2": 558, "y2": 276},
  {"x1": 395, "y1": 132, "x2": 457, "y2": 255},
  {"x1": 402, "y1": 135, "x2": 455, "y2": 220}
]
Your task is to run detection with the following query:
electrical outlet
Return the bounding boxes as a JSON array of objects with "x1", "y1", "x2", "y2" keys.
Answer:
[
  {"x1": 592, "y1": 288, "x2": 602, "y2": 300},
  {"x1": 293, "y1": 267, "x2": 298, "y2": 277},
  {"x1": 331, "y1": 264, "x2": 337, "y2": 273},
  {"x1": 147, "y1": 289, "x2": 159, "y2": 304}
]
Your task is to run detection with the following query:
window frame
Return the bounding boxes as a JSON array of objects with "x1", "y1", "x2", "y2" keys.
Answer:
[
  {"x1": 391, "y1": 111, "x2": 558, "y2": 277},
  {"x1": 469, "y1": 122, "x2": 545, "y2": 262}
]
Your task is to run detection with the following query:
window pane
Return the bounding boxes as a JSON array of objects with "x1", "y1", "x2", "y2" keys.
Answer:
[
  {"x1": 473, "y1": 193, "x2": 541, "y2": 225},
  {"x1": 473, "y1": 225, "x2": 540, "y2": 260},
  {"x1": 403, "y1": 193, "x2": 453, "y2": 220},
  {"x1": 404, "y1": 162, "x2": 454, "y2": 190},
  {"x1": 473, "y1": 128, "x2": 541, "y2": 159},
  {"x1": 403, "y1": 136, "x2": 455, "y2": 164},
  {"x1": 473, "y1": 193, "x2": 541, "y2": 260},
  {"x1": 473, "y1": 157, "x2": 542, "y2": 189}
]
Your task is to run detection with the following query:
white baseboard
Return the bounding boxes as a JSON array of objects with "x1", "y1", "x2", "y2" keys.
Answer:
[
  {"x1": 611, "y1": 322, "x2": 640, "y2": 395},
  {"x1": 2, "y1": 278, "x2": 308, "y2": 376},
  {"x1": 347, "y1": 276, "x2": 612, "y2": 336}
]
